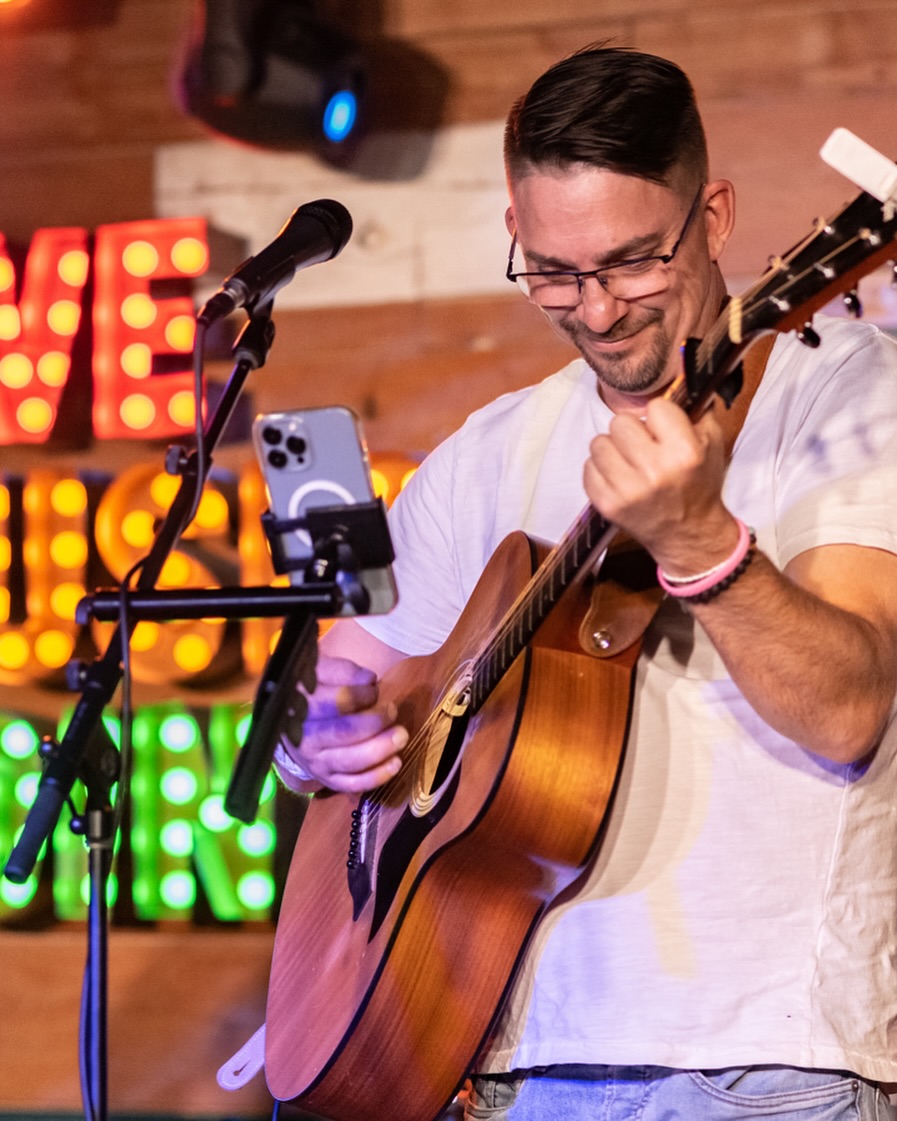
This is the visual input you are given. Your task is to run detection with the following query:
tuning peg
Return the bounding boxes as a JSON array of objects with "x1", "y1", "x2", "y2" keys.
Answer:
[
  {"x1": 843, "y1": 289, "x2": 863, "y2": 318},
  {"x1": 797, "y1": 323, "x2": 821, "y2": 348},
  {"x1": 891, "y1": 261, "x2": 897, "y2": 287}
]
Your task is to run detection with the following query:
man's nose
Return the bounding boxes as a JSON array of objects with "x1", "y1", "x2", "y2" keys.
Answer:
[{"x1": 574, "y1": 276, "x2": 630, "y2": 333}]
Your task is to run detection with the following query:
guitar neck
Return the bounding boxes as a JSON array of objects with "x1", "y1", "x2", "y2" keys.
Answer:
[{"x1": 468, "y1": 505, "x2": 617, "y2": 711}]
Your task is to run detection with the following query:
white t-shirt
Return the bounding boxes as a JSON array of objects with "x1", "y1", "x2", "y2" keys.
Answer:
[{"x1": 361, "y1": 316, "x2": 897, "y2": 1081}]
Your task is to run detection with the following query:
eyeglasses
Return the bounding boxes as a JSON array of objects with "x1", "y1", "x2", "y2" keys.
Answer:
[{"x1": 506, "y1": 184, "x2": 705, "y2": 307}]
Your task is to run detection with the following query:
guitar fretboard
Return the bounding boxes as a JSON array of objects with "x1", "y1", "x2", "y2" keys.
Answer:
[{"x1": 468, "y1": 506, "x2": 617, "y2": 712}]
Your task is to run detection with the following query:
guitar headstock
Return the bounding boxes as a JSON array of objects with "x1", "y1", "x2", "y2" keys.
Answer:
[
  {"x1": 734, "y1": 186, "x2": 897, "y2": 342},
  {"x1": 675, "y1": 171, "x2": 897, "y2": 417}
]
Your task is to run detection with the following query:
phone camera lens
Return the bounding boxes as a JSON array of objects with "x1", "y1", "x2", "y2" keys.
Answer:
[
  {"x1": 267, "y1": 449, "x2": 288, "y2": 469},
  {"x1": 286, "y1": 436, "x2": 307, "y2": 457},
  {"x1": 262, "y1": 426, "x2": 282, "y2": 446}
]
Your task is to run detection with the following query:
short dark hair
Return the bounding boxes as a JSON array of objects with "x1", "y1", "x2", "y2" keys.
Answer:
[{"x1": 504, "y1": 45, "x2": 708, "y2": 187}]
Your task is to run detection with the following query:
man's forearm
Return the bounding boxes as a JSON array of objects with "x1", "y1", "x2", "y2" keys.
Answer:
[{"x1": 689, "y1": 550, "x2": 897, "y2": 763}]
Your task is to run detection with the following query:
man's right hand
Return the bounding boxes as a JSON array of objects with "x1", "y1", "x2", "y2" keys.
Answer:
[{"x1": 276, "y1": 619, "x2": 411, "y2": 794}]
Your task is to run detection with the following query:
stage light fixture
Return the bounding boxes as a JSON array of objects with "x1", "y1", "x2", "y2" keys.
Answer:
[{"x1": 178, "y1": 0, "x2": 367, "y2": 164}]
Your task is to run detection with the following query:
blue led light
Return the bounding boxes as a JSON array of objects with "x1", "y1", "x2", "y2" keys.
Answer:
[
  {"x1": 160, "y1": 766, "x2": 198, "y2": 806},
  {"x1": 160, "y1": 819, "x2": 194, "y2": 857},
  {"x1": 238, "y1": 820, "x2": 276, "y2": 857},
  {"x1": 235, "y1": 713, "x2": 252, "y2": 746},
  {"x1": 198, "y1": 794, "x2": 231, "y2": 833},
  {"x1": 14, "y1": 772, "x2": 39, "y2": 809},
  {"x1": 323, "y1": 90, "x2": 357, "y2": 142}
]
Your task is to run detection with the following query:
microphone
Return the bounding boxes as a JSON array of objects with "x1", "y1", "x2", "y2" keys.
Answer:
[{"x1": 197, "y1": 198, "x2": 353, "y2": 323}]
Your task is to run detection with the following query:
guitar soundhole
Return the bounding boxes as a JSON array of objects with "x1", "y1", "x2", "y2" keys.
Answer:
[
  {"x1": 412, "y1": 678, "x2": 471, "y2": 818},
  {"x1": 346, "y1": 709, "x2": 470, "y2": 932},
  {"x1": 428, "y1": 705, "x2": 468, "y2": 793}
]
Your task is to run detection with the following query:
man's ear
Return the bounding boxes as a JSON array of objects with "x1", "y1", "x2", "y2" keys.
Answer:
[
  {"x1": 702, "y1": 179, "x2": 736, "y2": 262},
  {"x1": 504, "y1": 206, "x2": 515, "y2": 236}
]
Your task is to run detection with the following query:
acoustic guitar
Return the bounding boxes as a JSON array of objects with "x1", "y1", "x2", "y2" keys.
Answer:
[{"x1": 263, "y1": 183, "x2": 897, "y2": 1121}]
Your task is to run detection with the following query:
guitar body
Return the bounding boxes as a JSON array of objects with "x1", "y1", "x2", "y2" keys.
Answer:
[{"x1": 265, "y1": 530, "x2": 640, "y2": 1121}]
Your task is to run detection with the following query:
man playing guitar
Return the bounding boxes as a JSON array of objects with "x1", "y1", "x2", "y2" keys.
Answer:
[{"x1": 274, "y1": 45, "x2": 897, "y2": 1121}]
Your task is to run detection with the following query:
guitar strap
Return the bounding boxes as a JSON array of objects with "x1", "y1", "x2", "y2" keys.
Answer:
[
  {"x1": 717, "y1": 331, "x2": 776, "y2": 462},
  {"x1": 579, "y1": 331, "x2": 777, "y2": 659}
]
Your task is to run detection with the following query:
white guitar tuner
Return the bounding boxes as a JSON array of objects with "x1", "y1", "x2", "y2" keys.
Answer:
[{"x1": 820, "y1": 128, "x2": 897, "y2": 215}]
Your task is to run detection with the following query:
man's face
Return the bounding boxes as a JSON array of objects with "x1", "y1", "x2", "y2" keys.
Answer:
[{"x1": 507, "y1": 166, "x2": 731, "y2": 413}]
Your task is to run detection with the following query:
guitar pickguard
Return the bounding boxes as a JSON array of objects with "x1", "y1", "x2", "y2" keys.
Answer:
[
  {"x1": 346, "y1": 702, "x2": 471, "y2": 938},
  {"x1": 369, "y1": 762, "x2": 463, "y2": 940}
]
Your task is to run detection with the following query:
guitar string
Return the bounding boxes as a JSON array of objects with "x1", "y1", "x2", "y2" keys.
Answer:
[{"x1": 357, "y1": 543, "x2": 575, "y2": 815}]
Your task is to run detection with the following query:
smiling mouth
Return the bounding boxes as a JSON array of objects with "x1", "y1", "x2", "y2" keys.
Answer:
[
  {"x1": 590, "y1": 333, "x2": 636, "y2": 346},
  {"x1": 563, "y1": 311, "x2": 657, "y2": 349},
  {"x1": 567, "y1": 307, "x2": 663, "y2": 354},
  {"x1": 573, "y1": 327, "x2": 640, "y2": 351}
]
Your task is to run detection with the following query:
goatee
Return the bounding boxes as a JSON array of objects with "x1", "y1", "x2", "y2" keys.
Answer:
[{"x1": 562, "y1": 311, "x2": 672, "y2": 396}]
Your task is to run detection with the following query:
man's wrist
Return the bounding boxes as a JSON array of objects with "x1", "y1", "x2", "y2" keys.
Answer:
[
  {"x1": 273, "y1": 741, "x2": 315, "y2": 783},
  {"x1": 657, "y1": 518, "x2": 756, "y2": 603},
  {"x1": 651, "y1": 509, "x2": 742, "y2": 580}
]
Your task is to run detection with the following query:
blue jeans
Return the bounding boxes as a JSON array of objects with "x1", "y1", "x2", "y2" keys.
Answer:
[{"x1": 465, "y1": 1065, "x2": 893, "y2": 1120}]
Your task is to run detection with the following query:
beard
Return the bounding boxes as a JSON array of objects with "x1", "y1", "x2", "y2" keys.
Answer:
[{"x1": 559, "y1": 308, "x2": 675, "y2": 396}]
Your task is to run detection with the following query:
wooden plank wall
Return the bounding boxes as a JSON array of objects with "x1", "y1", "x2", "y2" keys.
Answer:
[
  {"x1": 2, "y1": 0, "x2": 895, "y2": 454},
  {"x1": 1, "y1": 1, "x2": 896, "y2": 1115},
  {"x1": 1, "y1": 0, "x2": 896, "y2": 237}
]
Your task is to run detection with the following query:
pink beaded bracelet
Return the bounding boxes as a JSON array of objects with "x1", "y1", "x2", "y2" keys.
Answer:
[{"x1": 657, "y1": 519, "x2": 756, "y2": 603}]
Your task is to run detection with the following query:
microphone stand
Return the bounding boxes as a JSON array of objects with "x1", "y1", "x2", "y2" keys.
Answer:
[
  {"x1": 1, "y1": 299, "x2": 381, "y2": 1121},
  {"x1": 5, "y1": 305, "x2": 279, "y2": 880}
]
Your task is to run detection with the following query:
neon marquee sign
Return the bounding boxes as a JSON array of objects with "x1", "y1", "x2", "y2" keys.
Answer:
[
  {"x1": 0, "y1": 452, "x2": 416, "y2": 925},
  {"x1": 0, "y1": 218, "x2": 417, "y2": 926},
  {"x1": 0, "y1": 217, "x2": 208, "y2": 445}
]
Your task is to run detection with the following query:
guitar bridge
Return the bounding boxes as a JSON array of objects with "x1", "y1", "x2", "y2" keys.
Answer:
[{"x1": 347, "y1": 796, "x2": 375, "y2": 920}]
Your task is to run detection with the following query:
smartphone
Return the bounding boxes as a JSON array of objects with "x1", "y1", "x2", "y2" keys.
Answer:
[{"x1": 251, "y1": 405, "x2": 397, "y2": 617}]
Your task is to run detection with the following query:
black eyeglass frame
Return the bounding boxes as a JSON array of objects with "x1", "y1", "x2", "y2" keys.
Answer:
[{"x1": 505, "y1": 183, "x2": 706, "y2": 301}]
